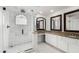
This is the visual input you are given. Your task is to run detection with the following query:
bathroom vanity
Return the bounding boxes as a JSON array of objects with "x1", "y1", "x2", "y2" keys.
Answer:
[
  {"x1": 33, "y1": 30, "x2": 79, "y2": 53},
  {"x1": 34, "y1": 8, "x2": 79, "y2": 53}
]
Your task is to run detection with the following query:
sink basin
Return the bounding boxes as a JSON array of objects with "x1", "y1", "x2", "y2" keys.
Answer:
[
  {"x1": 69, "y1": 36, "x2": 76, "y2": 38},
  {"x1": 68, "y1": 35, "x2": 79, "y2": 39}
]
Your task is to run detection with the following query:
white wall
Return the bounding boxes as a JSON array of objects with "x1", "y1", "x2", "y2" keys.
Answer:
[{"x1": 46, "y1": 6, "x2": 79, "y2": 31}]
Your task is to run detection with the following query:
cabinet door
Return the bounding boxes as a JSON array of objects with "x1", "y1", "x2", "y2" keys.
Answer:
[
  {"x1": 50, "y1": 34, "x2": 57, "y2": 47},
  {"x1": 45, "y1": 34, "x2": 52, "y2": 43},
  {"x1": 45, "y1": 34, "x2": 57, "y2": 47},
  {"x1": 62, "y1": 37, "x2": 68, "y2": 52},
  {"x1": 58, "y1": 36, "x2": 68, "y2": 52},
  {"x1": 68, "y1": 38, "x2": 79, "y2": 53},
  {"x1": 45, "y1": 34, "x2": 54, "y2": 44},
  {"x1": 57, "y1": 36, "x2": 62, "y2": 49}
]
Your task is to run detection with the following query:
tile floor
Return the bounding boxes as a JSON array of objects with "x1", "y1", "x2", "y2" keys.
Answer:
[{"x1": 23, "y1": 43, "x2": 63, "y2": 53}]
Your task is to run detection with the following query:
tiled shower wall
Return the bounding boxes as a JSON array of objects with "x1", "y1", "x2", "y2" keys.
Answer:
[{"x1": 8, "y1": 11, "x2": 33, "y2": 47}]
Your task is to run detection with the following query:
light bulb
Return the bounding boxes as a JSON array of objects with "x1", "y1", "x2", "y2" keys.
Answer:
[{"x1": 50, "y1": 10, "x2": 54, "y2": 13}]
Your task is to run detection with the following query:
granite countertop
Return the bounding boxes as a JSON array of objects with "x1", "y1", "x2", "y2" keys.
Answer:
[{"x1": 33, "y1": 30, "x2": 79, "y2": 39}]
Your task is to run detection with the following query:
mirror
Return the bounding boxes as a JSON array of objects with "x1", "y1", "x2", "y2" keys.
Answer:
[
  {"x1": 16, "y1": 14, "x2": 27, "y2": 25},
  {"x1": 36, "y1": 21, "x2": 40, "y2": 29},
  {"x1": 39, "y1": 20, "x2": 44, "y2": 29},
  {"x1": 36, "y1": 17, "x2": 46, "y2": 30},
  {"x1": 64, "y1": 9, "x2": 79, "y2": 32},
  {"x1": 50, "y1": 15, "x2": 62, "y2": 31}
]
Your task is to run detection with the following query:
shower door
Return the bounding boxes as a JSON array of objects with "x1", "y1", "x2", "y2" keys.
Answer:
[
  {"x1": 2, "y1": 10, "x2": 33, "y2": 53},
  {"x1": 2, "y1": 11, "x2": 9, "y2": 52}
]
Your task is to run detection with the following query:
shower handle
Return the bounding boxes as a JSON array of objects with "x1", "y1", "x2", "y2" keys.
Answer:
[
  {"x1": 22, "y1": 29, "x2": 24, "y2": 35},
  {"x1": 7, "y1": 25, "x2": 10, "y2": 29}
]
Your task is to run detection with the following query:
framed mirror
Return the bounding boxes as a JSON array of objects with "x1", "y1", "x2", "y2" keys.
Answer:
[
  {"x1": 50, "y1": 15, "x2": 62, "y2": 31},
  {"x1": 64, "y1": 9, "x2": 79, "y2": 32},
  {"x1": 36, "y1": 17, "x2": 46, "y2": 30}
]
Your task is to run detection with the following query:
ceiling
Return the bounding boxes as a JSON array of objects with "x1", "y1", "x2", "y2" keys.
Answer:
[{"x1": 6, "y1": 6, "x2": 70, "y2": 16}]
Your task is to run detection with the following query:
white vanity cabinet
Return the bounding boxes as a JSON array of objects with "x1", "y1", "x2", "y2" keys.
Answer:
[
  {"x1": 50, "y1": 34, "x2": 58, "y2": 47},
  {"x1": 45, "y1": 33, "x2": 79, "y2": 53},
  {"x1": 57, "y1": 36, "x2": 68, "y2": 52},
  {"x1": 45, "y1": 33, "x2": 58, "y2": 47},
  {"x1": 45, "y1": 33, "x2": 68, "y2": 52},
  {"x1": 68, "y1": 38, "x2": 79, "y2": 53}
]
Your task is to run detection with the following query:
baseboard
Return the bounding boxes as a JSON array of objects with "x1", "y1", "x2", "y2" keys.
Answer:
[
  {"x1": 45, "y1": 42, "x2": 66, "y2": 53},
  {"x1": 18, "y1": 48, "x2": 33, "y2": 53}
]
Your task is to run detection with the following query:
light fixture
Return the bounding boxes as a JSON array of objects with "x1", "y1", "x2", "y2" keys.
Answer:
[
  {"x1": 39, "y1": 11, "x2": 43, "y2": 14},
  {"x1": 21, "y1": 9, "x2": 25, "y2": 13},
  {"x1": 50, "y1": 10, "x2": 54, "y2": 13},
  {"x1": 30, "y1": 9, "x2": 34, "y2": 12}
]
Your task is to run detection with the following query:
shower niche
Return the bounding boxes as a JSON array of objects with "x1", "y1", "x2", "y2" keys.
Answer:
[{"x1": 16, "y1": 14, "x2": 27, "y2": 25}]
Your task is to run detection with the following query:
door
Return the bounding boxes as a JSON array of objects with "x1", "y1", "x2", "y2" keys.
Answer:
[
  {"x1": 2, "y1": 11, "x2": 9, "y2": 51},
  {"x1": 0, "y1": 10, "x2": 3, "y2": 52}
]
